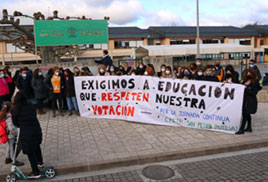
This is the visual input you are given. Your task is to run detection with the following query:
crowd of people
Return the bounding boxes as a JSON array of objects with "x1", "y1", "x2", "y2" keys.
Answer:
[{"x1": 0, "y1": 50, "x2": 266, "y2": 178}]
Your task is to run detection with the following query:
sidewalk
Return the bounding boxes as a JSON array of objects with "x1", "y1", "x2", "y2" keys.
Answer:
[{"x1": 0, "y1": 103, "x2": 268, "y2": 178}]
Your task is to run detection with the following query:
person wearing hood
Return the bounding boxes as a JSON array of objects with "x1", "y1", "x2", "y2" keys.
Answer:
[{"x1": 223, "y1": 65, "x2": 240, "y2": 84}]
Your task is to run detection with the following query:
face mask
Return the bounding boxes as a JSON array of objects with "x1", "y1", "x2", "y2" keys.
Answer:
[
  {"x1": 100, "y1": 69, "x2": 105, "y2": 73},
  {"x1": 38, "y1": 72, "x2": 42, "y2": 76},
  {"x1": 131, "y1": 73, "x2": 135, "y2": 76},
  {"x1": 161, "y1": 68, "x2": 165, "y2": 72},
  {"x1": 110, "y1": 68, "x2": 114, "y2": 72},
  {"x1": 139, "y1": 65, "x2": 143, "y2": 69},
  {"x1": 0, "y1": 74, "x2": 4, "y2": 78},
  {"x1": 166, "y1": 70, "x2": 170, "y2": 75},
  {"x1": 196, "y1": 62, "x2": 201, "y2": 66},
  {"x1": 144, "y1": 71, "x2": 148, "y2": 76},
  {"x1": 184, "y1": 72, "x2": 190, "y2": 77},
  {"x1": 197, "y1": 72, "x2": 203, "y2": 76},
  {"x1": 249, "y1": 64, "x2": 255, "y2": 68},
  {"x1": 22, "y1": 74, "x2": 27, "y2": 78},
  {"x1": 206, "y1": 71, "x2": 211, "y2": 76},
  {"x1": 55, "y1": 72, "x2": 59, "y2": 76},
  {"x1": 247, "y1": 75, "x2": 253, "y2": 80}
]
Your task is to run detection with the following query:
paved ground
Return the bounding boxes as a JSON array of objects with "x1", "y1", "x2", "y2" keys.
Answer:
[
  {"x1": 29, "y1": 148, "x2": 268, "y2": 182},
  {"x1": 1, "y1": 103, "x2": 268, "y2": 177}
]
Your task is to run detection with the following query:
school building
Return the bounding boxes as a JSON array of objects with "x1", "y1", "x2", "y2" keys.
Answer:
[{"x1": 1, "y1": 25, "x2": 268, "y2": 66}]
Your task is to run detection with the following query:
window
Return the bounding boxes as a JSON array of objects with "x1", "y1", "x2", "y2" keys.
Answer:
[
  {"x1": 260, "y1": 40, "x2": 264, "y2": 46},
  {"x1": 170, "y1": 39, "x2": 196, "y2": 45},
  {"x1": 239, "y1": 39, "x2": 251, "y2": 45},
  {"x1": 114, "y1": 41, "x2": 130, "y2": 49},
  {"x1": 6, "y1": 43, "x2": 24, "y2": 53},
  {"x1": 78, "y1": 44, "x2": 107, "y2": 50},
  {"x1": 202, "y1": 39, "x2": 221, "y2": 44},
  {"x1": 201, "y1": 54, "x2": 224, "y2": 60}
]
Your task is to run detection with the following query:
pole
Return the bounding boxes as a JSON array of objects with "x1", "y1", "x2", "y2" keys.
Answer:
[
  {"x1": 196, "y1": 0, "x2": 200, "y2": 59},
  {"x1": 1, "y1": 42, "x2": 5, "y2": 66},
  {"x1": 35, "y1": 44, "x2": 39, "y2": 65}
]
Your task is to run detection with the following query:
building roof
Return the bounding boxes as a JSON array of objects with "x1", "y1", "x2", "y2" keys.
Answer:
[
  {"x1": 148, "y1": 26, "x2": 258, "y2": 38},
  {"x1": 108, "y1": 27, "x2": 149, "y2": 39},
  {"x1": 243, "y1": 25, "x2": 268, "y2": 36},
  {"x1": 0, "y1": 25, "x2": 261, "y2": 41}
]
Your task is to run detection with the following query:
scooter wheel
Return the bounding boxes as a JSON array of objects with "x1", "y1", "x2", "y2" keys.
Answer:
[
  {"x1": 6, "y1": 173, "x2": 17, "y2": 182},
  {"x1": 45, "y1": 168, "x2": 56, "y2": 179}
]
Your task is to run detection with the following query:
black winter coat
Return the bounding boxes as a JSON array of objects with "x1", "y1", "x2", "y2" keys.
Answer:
[
  {"x1": 31, "y1": 76, "x2": 47, "y2": 99},
  {"x1": 12, "y1": 102, "x2": 42, "y2": 154},
  {"x1": 243, "y1": 81, "x2": 262, "y2": 114},
  {"x1": 16, "y1": 76, "x2": 34, "y2": 99},
  {"x1": 203, "y1": 76, "x2": 219, "y2": 82},
  {"x1": 95, "y1": 55, "x2": 113, "y2": 66},
  {"x1": 64, "y1": 75, "x2": 76, "y2": 97}
]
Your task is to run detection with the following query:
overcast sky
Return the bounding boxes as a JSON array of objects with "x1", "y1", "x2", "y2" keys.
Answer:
[{"x1": 1, "y1": 0, "x2": 268, "y2": 27}]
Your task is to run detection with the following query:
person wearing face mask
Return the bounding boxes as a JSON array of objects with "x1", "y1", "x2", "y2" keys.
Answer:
[
  {"x1": 157, "y1": 64, "x2": 166, "y2": 78},
  {"x1": 97, "y1": 65, "x2": 106, "y2": 76},
  {"x1": 182, "y1": 68, "x2": 192, "y2": 80},
  {"x1": 236, "y1": 70, "x2": 262, "y2": 134},
  {"x1": 73, "y1": 67, "x2": 80, "y2": 77},
  {"x1": 242, "y1": 59, "x2": 262, "y2": 82},
  {"x1": 223, "y1": 65, "x2": 240, "y2": 84},
  {"x1": 196, "y1": 59, "x2": 204, "y2": 70},
  {"x1": 31, "y1": 69, "x2": 47, "y2": 115},
  {"x1": 46, "y1": 66, "x2": 65, "y2": 117},
  {"x1": 203, "y1": 65, "x2": 219, "y2": 82},
  {"x1": 107, "y1": 65, "x2": 116, "y2": 76},
  {"x1": 0, "y1": 69, "x2": 13, "y2": 107},
  {"x1": 165, "y1": 66, "x2": 173, "y2": 78},
  {"x1": 16, "y1": 68, "x2": 34, "y2": 100},
  {"x1": 136, "y1": 62, "x2": 146, "y2": 75},
  {"x1": 194, "y1": 68, "x2": 204, "y2": 81},
  {"x1": 4, "y1": 66, "x2": 15, "y2": 101},
  {"x1": 189, "y1": 63, "x2": 198, "y2": 75}
]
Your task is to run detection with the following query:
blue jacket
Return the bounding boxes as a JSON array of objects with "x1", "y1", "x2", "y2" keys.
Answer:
[{"x1": 95, "y1": 55, "x2": 113, "y2": 66}]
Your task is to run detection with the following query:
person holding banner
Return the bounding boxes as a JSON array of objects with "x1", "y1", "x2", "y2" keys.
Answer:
[
  {"x1": 203, "y1": 65, "x2": 219, "y2": 82},
  {"x1": 236, "y1": 69, "x2": 262, "y2": 134},
  {"x1": 97, "y1": 65, "x2": 107, "y2": 76}
]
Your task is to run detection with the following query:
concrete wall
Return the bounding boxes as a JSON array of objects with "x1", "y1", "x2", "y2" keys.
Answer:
[{"x1": 257, "y1": 86, "x2": 268, "y2": 103}]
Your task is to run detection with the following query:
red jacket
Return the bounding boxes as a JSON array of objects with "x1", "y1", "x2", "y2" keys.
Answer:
[{"x1": 0, "y1": 76, "x2": 12, "y2": 96}]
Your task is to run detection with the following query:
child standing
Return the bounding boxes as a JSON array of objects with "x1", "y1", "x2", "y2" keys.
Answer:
[{"x1": 1, "y1": 102, "x2": 24, "y2": 166}]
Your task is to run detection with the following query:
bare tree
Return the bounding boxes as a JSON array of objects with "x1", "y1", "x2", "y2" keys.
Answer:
[{"x1": 0, "y1": 9, "x2": 100, "y2": 63}]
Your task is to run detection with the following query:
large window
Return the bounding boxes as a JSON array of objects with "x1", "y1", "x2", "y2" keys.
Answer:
[
  {"x1": 6, "y1": 43, "x2": 24, "y2": 53},
  {"x1": 239, "y1": 39, "x2": 251, "y2": 45},
  {"x1": 202, "y1": 39, "x2": 224, "y2": 44},
  {"x1": 229, "y1": 53, "x2": 250, "y2": 60},
  {"x1": 114, "y1": 40, "x2": 143, "y2": 49},
  {"x1": 78, "y1": 44, "x2": 108, "y2": 50},
  {"x1": 201, "y1": 54, "x2": 224, "y2": 60},
  {"x1": 170, "y1": 39, "x2": 196, "y2": 45}
]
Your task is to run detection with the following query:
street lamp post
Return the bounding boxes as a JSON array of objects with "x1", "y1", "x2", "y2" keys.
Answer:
[{"x1": 196, "y1": 0, "x2": 200, "y2": 59}]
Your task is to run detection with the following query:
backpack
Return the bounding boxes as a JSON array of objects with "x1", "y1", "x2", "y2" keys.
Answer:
[{"x1": 0, "y1": 121, "x2": 8, "y2": 144}]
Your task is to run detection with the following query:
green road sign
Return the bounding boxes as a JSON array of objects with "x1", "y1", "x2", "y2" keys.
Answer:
[{"x1": 34, "y1": 20, "x2": 108, "y2": 46}]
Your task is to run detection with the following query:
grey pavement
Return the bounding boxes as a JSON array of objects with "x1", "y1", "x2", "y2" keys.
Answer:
[
  {"x1": 48, "y1": 148, "x2": 268, "y2": 182},
  {"x1": 1, "y1": 103, "x2": 268, "y2": 177}
]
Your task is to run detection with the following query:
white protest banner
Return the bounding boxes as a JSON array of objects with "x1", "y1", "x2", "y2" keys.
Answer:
[{"x1": 75, "y1": 76, "x2": 245, "y2": 134}]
